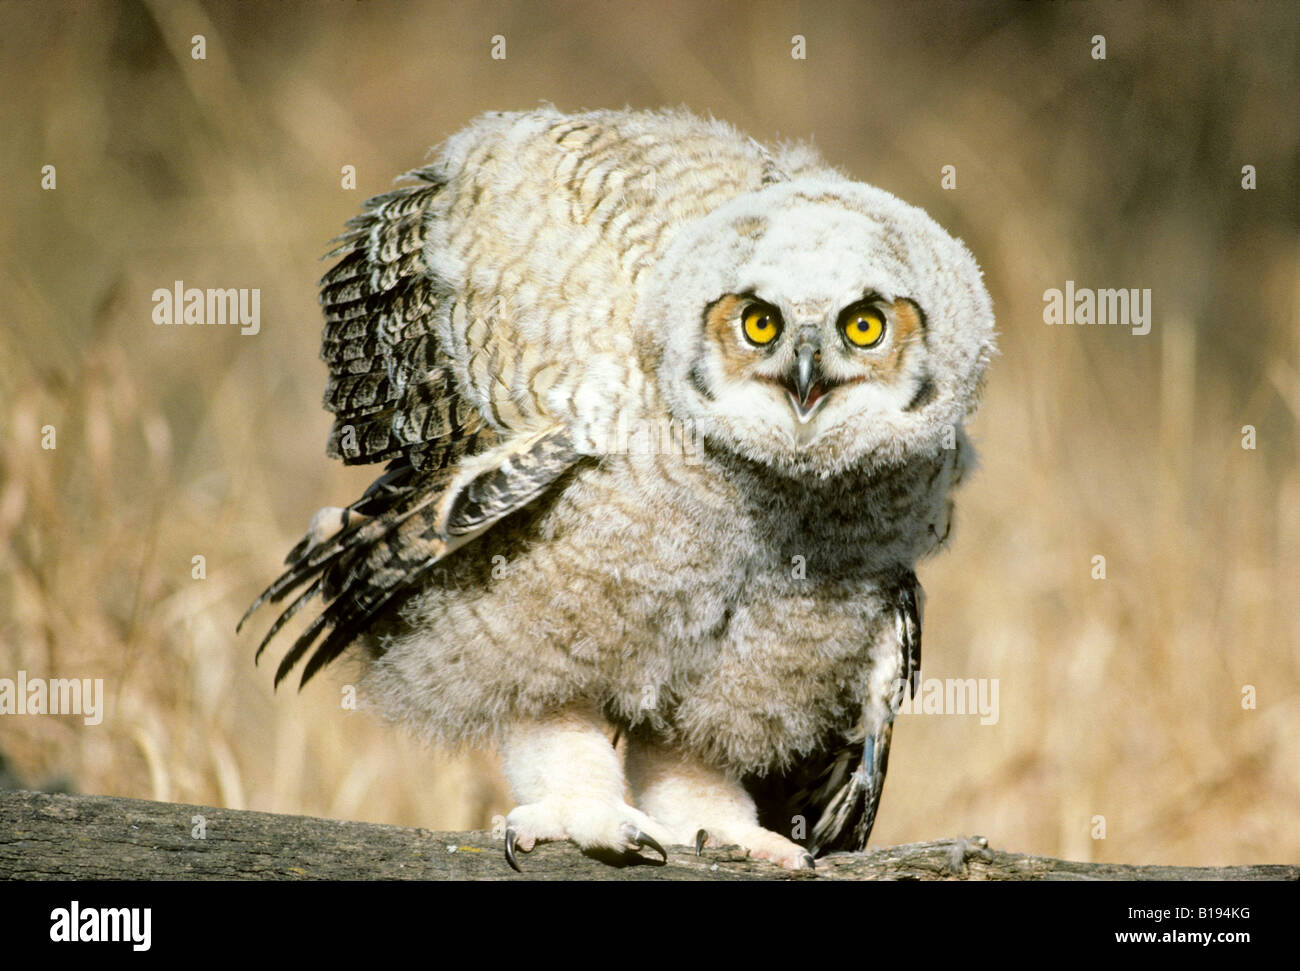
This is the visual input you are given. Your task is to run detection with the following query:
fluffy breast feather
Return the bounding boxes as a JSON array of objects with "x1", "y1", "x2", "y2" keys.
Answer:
[{"x1": 362, "y1": 435, "x2": 956, "y2": 774}]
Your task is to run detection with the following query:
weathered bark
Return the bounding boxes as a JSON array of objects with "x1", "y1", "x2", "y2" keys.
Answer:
[{"x1": 0, "y1": 789, "x2": 1294, "y2": 881}]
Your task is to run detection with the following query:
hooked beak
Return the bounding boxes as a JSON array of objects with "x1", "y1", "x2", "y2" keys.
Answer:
[{"x1": 785, "y1": 335, "x2": 828, "y2": 424}]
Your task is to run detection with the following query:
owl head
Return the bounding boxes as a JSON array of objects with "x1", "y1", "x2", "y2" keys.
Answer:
[{"x1": 642, "y1": 179, "x2": 995, "y2": 478}]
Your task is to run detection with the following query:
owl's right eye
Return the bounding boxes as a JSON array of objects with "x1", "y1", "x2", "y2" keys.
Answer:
[{"x1": 741, "y1": 303, "x2": 783, "y2": 347}]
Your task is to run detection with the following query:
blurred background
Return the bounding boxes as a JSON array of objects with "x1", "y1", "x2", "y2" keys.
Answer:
[{"x1": 0, "y1": 0, "x2": 1296, "y2": 867}]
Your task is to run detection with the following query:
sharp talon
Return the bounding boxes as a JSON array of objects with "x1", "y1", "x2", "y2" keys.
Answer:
[
  {"x1": 505, "y1": 827, "x2": 523, "y2": 873},
  {"x1": 633, "y1": 830, "x2": 667, "y2": 864},
  {"x1": 802, "y1": 853, "x2": 817, "y2": 871},
  {"x1": 695, "y1": 829, "x2": 708, "y2": 856}
]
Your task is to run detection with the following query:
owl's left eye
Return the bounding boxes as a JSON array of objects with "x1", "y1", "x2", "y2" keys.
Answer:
[
  {"x1": 741, "y1": 302, "x2": 783, "y2": 347},
  {"x1": 840, "y1": 303, "x2": 887, "y2": 348}
]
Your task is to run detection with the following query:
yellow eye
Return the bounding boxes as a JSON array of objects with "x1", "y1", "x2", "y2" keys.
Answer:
[
  {"x1": 842, "y1": 305, "x2": 886, "y2": 348},
  {"x1": 741, "y1": 303, "x2": 782, "y2": 346}
]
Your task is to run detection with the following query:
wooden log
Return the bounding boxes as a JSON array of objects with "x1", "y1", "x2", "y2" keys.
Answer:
[{"x1": 1, "y1": 790, "x2": 1295, "y2": 881}]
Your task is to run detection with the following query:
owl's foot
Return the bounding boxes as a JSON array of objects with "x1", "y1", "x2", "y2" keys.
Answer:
[
  {"x1": 626, "y1": 739, "x2": 817, "y2": 872},
  {"x1": 499, "y1": 703, "x2": 677, "y2": 872},
  {"x1": 503, "y1": 798, "x2": 670, "y2": 871},
  {"x1": 695, "y1": 824, "x2": 816, "y2": 871}
]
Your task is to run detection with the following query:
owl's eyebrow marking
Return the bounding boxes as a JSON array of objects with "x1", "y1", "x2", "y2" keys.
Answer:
[
  {"x1": 902, "y1": 297, "x2": 928, "y2": 334},
  {"x1": 904, "y1": 373, "x2": 936, "y2": 412},
  {"x1": 689, "y1": 360, "x2": 716, "y2": 401},
  {"x1": 702, "y1": 294, "x2": 730, "y2": 316}
]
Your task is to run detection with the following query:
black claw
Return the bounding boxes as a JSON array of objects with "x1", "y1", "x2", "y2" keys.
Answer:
[
  {"x1": 695, "y1": 829, "x2": 708, "y2": 856},
  {"x1": 633, "y1": 830, "x2": 668, "y2": 864},
  {"x1": 504, "y1": 827, "x2": 523, "y2": 873},
  {"x1": 802, "y1": 853, "x2": 817, "y2": 871}
]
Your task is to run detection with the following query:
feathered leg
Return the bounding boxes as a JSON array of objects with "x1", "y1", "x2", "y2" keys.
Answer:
[{"x1": 499, "y1": 701, "x2": 671, "y2": 871}]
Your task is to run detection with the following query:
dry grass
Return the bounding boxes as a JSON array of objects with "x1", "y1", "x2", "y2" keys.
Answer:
[{"x1": 0, "y1": 0, "x2": 1295, "y2": 866}]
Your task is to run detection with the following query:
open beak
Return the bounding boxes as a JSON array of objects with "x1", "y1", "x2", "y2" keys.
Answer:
[{"x1": 785, "y1": 336, "x2": 829, "y2": 424}]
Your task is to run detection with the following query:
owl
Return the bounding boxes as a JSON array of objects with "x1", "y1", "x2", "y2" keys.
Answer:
[{"x1": 241, "y1": 107, "x2": 995, "y2": 871}]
